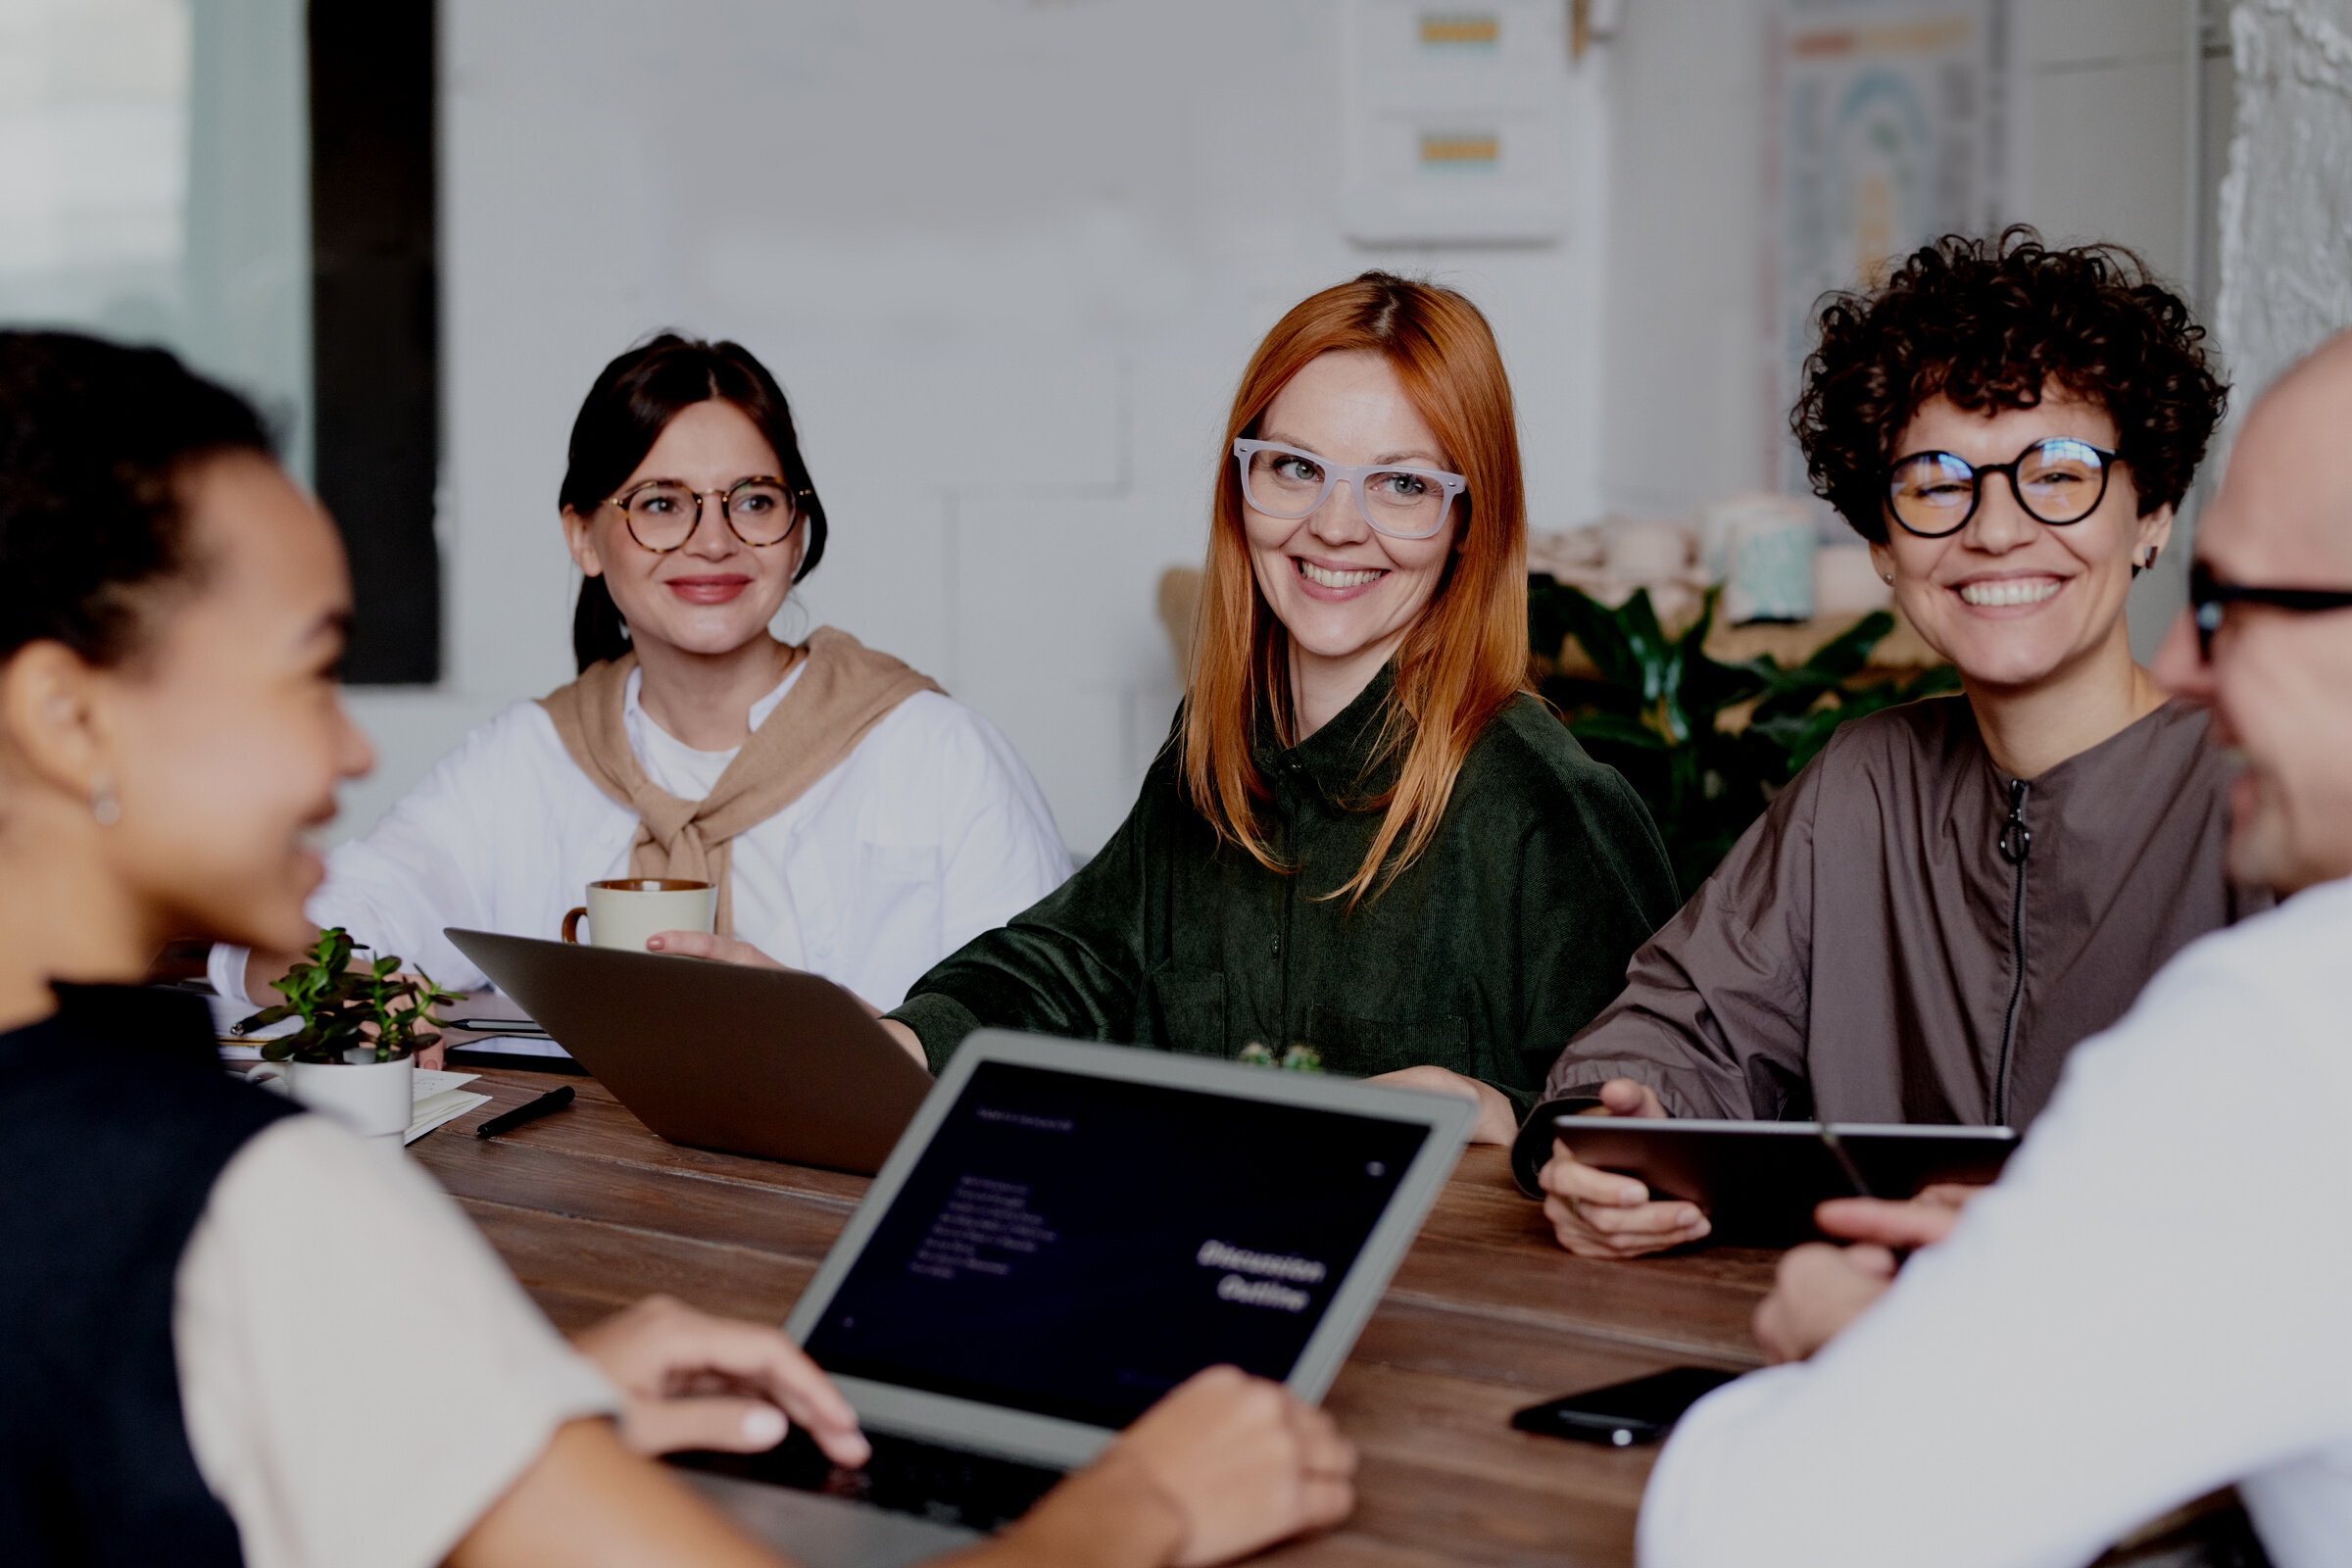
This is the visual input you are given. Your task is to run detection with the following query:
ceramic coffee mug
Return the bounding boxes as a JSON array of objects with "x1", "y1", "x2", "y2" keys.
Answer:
[
  {"x1": 562, "y1": 878, "x2": 717, "y2": 955},
  {"x1": 249, "y1": 1054, "x2": 415, "y2": 1142}
]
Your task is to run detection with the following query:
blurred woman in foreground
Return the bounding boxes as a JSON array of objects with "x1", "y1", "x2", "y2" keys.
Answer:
[{"x1": 0, "y1": 331, "x2": 1348, "y2": 1568}]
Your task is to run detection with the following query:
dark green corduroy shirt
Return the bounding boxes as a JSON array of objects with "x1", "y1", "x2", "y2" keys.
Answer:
[{"x1": 887, "y1": 665, "x2": 1679, "y2": 1111}]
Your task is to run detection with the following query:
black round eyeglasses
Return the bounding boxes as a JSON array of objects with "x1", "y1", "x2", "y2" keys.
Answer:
[{"x1": 1885, "y1": 438, "x2": 2118, "y2": 539}]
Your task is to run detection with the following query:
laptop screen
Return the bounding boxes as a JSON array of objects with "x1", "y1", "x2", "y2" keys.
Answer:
[{"x1": 803, "y1": 1059, "x2": 1433, "y2": 1431}]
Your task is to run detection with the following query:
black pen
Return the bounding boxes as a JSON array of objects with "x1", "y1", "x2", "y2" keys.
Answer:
[{"x1": 476, "y1": 1085, "x2": 575, "y2": 1139}]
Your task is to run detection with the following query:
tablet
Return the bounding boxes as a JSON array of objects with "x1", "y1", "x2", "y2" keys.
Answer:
[{"x1": 1550, "y1": 1118, "x2": 2018, "y2": 1247}]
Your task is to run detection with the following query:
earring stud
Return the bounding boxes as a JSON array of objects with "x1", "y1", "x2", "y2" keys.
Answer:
[{"x1": 90, "y1": 772, "x2": 121, "y2": 827}]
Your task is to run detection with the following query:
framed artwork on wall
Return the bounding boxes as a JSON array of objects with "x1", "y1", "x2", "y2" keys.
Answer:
[{"x1": 1764, "y1": 0, "x2": 2015, "y2": 491}]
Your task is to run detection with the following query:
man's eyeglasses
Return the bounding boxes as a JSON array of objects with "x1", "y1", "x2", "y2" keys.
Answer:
[
  {"x1": 1885, "y1": 438, "x2": 2118, "y2": 539},
  {"x1": 1233, "y1": 439, "x2": 1467, "y2": 540},
  {"x1": 606, "y1": 476, "x2": 804, "y2": 553},
  {"x1": 2189, "y1": 561, "x2": 2352, "y2": 662}
]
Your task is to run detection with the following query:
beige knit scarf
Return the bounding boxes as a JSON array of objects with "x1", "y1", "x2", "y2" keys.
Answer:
[{"x1": 537, "y1": 627, "x2": 944, "y2": 937}]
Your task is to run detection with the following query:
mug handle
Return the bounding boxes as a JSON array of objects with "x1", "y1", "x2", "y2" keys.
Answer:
[
  {"x1": 248, "y1": 1061, "x2": 293, "y2": 1096},
  {"x1": 562, "y1": 906, "x2": 588, "y2": 944}
]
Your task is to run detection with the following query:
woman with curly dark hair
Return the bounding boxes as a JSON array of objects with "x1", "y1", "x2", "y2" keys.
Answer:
[{"x1": 1521, "y1": 228, "x2": 2273, "y2": 1253}]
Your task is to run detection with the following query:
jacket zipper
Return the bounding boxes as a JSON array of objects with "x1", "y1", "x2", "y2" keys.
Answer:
[
  {"x1": 1993, "y1": 777, "x2": 2033, "y2": 1124},
  {"x1": 1279, "y1": 783, "x2": 1298, "y2": 1045}
]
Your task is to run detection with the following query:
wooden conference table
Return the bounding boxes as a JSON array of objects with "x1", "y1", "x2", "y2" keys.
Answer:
[{"x1": 413, "y1": 1062, "x2": 1775, "y2": 1566}]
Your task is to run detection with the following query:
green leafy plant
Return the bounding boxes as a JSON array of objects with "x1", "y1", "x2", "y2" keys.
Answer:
[
  {"x1": 1530, "y1": 581, "x2": 1962, "y2": 892},
  {"x1": 235, "y1": 926, "x2": 462, "y2": 1064},
  {"x1": 1238, "y1": 1043, "x2": 1325, "y2": 1073}
]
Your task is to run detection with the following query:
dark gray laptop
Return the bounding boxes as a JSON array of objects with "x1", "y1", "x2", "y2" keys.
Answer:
[
  {"x1": 677, "y1": 1029, "x2": 1475, "y2": 1565},
  {"x1": 444, "y1": 927, "x2": 934, "y2": 1175}
]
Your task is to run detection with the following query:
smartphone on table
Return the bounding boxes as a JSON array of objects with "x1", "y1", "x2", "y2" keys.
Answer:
[{"x1": 1510, "y1": 1366, "x2": 1740, "y2": 1447}]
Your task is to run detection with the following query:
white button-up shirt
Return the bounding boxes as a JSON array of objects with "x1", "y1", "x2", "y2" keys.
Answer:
[
  {"x1": 211, "y1": 665, "x2": 1070, "y2": 1012},
  {"x1": 1640, "y1": 875, "x2": 2352, "y2": 1568}
]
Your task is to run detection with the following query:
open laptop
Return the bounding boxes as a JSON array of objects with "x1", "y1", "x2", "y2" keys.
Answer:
[
  {"x1": 677, "y1": 1029, "x2": 1474, "y2": 1561},
  {"x1": 443, "y1": 928, "x2": 934, "y2": 1175}
]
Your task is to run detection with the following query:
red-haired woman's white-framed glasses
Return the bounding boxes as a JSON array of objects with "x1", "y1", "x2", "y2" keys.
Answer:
[{"x1": 1233, "y1": 439, "x2": 1466, "y2": 540}]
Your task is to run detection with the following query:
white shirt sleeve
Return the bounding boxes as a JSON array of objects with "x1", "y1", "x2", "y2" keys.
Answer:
[
  {"x1": 172, "y1": 1116, "x2": 620, "y2": 1568},
  {"x1": 1638, "y1": 892, "x2": 2352, "y2": 1568},
  {"x1": 810, "y1": 692, "x2": 1071, "y2": 1010},
  {"x1": 925, "y1": 697, "x2": 1072, "y2": 955}
]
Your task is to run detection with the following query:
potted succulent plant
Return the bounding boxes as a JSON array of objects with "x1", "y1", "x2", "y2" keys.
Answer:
[{"x1": 237, "y1": 927, "x2": 461, "y2": 1141}]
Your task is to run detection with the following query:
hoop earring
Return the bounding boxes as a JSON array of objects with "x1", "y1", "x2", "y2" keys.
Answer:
[{"x1": 91, "y1": 772, "x2": 121, "y2": 827}]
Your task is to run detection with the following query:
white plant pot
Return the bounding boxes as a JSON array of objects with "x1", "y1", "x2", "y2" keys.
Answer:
[{"x1": 250, "y1": 1055, "x2": 414, "y2": 1142}]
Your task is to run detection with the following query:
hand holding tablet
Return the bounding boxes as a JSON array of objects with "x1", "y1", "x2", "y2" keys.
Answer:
[
  {"x1": 1536, "y1": 1074, "x2": 2016, "y2": 1255},
  {"x1": 1537, "y1": 1079, "x2": 1713, "y2": 1259},
  {"x1": 1548, "y1": 1113, "x2": 2014, "y2": 1250}
]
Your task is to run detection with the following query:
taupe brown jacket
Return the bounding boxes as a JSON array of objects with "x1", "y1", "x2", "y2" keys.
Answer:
[{"x1": 1512, "y1": 697, "x2": 2266, "y2": 1191}]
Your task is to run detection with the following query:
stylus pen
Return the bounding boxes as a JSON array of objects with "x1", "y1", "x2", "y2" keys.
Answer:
[
  {"x1": 1815, "y1": 1124, "x2": 1878, "y2": 1200},
  {"x1": 476, "y1": 1085, "x2": 575, "y2": 1139},
  {"x1": 1816, "y1": 1125, "x2": 1910, "y2": 1265}
]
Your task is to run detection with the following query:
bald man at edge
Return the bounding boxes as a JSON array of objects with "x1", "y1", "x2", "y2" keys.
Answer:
[{"x1": 1636, "y1": 332, "x2": 2352, "y2": 1568}]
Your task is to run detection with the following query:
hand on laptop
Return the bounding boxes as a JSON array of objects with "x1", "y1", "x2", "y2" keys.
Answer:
[
  {"x1": 1361, "y1": 1065, "x2": 1519, "y2": 1144},
  {"x1": 571, "y1": 1294, "x2": 871, "y2": 1467},
  {"x1": 1537, "y1": 1079, "x2": 1711, "y2": 1257},
  {"x1": 1751, "y1": 1186, "x2": 1978, "y2": 1363},
  {"x1": 643, "y1": 932, "x2": 912, "y2": 1055},
  {"x1": 1001, "y1": 1366, "x2": 1355, "y2": 1568},
  {"x1": 643, "y1": 930, "x2": 789, "y2": 969}
]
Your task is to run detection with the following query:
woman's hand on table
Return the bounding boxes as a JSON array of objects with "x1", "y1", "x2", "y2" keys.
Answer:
[
  {"x1": 572, "y1": 1294, "x2": 869, "y2": 1466},
  {"x1": 1361, "y1": 1064, "x2": 1519, "y2": 1145},
  {"x1": 1536, "y1": 1078, "x2": 1713, "y2": 1258},
  {"x1": 1001, "y1": 1365, "x2": 1355, "y2": 1568}
]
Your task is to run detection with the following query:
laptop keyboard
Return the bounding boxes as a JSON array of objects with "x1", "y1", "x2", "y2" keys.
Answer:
[{"x1": 675, "y1": 1425, "x2": 1067, "y2": 1533}]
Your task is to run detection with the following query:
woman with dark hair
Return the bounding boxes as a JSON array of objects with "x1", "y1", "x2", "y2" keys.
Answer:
[
  {"x1": 863, "y1": 273, "x2": 1678, "y2": 1143},
  {"x1": 1528, "y1": 229, "x2": 2271, "y2": 1253},
  {"x1": 212, "y1": 334, "x2": 1067, "y2": 1033},
  {"x1": 0, "y1": 328, "x2": 1352, "y2": 1567}
]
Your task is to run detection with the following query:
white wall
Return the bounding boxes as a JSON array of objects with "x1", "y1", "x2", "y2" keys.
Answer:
[
  {"x1": 334, "y1": 0, "x2": 2224, "y2": 856},
  {"x1": 1596, "y1": 0, "x2": 2219, "y2": 662},
  {"x1": 335, "y1": 0, "x2": 1614, "y2": 856}
]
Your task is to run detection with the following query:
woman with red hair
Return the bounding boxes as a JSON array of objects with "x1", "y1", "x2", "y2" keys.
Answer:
[{"x1": 877, "y1": 273, "x2": 1678, "y2": 1142}]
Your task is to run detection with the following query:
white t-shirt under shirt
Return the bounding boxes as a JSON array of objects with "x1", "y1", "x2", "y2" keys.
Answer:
[
  {"x1": 173, "y1": 1115, "x2": 618, "y2": 1568},
  {"x1": 629, "y1": 662, "x2": 809, "y2": 966},
  {"x1": 212, "y1": 662, "x2": 1071, "y2": 1012},
  {"x1": 1638, "y1": 875, "x2": 2352, "y2": 1568}
]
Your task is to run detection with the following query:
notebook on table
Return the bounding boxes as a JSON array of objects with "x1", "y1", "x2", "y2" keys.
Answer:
[{"x1": 676, "y1": 1029, "x2": 1474, "y2": 1559}]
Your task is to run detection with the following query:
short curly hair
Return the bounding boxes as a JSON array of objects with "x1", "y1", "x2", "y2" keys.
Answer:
[{"x1": 1792, "y1": 226, "x2": 2227, "y2": 544}]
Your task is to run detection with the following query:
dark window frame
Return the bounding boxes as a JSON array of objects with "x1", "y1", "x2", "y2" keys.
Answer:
[{"x1": 309, "y1": 1, "x2": 440, "y2": 685}]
